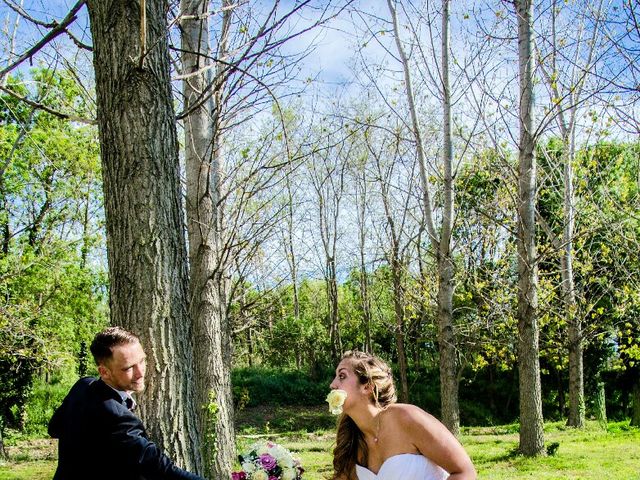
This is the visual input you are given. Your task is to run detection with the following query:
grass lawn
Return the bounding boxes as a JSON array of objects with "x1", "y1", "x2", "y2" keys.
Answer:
[{"x1": 1, "y1": 412, "x2": 639, "y2": 480}]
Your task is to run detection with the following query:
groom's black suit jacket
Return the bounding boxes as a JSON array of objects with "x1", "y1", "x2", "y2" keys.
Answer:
[{"x1": 49, "y1": 377, "x2": 204, "y2": 480}]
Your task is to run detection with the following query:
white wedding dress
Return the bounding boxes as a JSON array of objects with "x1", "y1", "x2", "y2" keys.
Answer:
[{"x1": 355, "y1": 453, "x2": 449, "y2": 480}]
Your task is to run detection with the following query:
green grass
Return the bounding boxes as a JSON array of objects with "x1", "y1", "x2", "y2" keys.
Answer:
[{"x1": 1, "y1": 415, "x2": 639, "y2": 480}]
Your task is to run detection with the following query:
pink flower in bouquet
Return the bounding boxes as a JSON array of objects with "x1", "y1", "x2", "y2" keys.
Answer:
[
  {"x1": 231, "y1": 472, "x2": 247, "y2": 480},
  {"x1": 259, "y1": 453, "x2": 277, "y2": 471}
]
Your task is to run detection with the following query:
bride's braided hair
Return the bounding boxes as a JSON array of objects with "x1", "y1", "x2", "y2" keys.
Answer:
[{"x1": 332, "y1": 351, "x2": 397, "y2": 480}]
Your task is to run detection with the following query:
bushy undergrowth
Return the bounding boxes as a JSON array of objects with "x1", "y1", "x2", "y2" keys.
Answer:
[
  {"x1": 232, "y1": 367, "x2": 333, "y2": 407},
  {"x1": 11, "y1": 365, "x2": 636, "y2": 435},
  {"x1": 21, "y1": 375, "x2": 76, "y2": 435}
]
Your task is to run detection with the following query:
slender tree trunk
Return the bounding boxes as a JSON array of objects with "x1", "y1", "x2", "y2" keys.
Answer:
[
  {"x1": 80, "y1": 180, "x2": 91, "y2": 268},
  {"x1": 541, "y1": 0, "x2": 600, "y2": 429},
  {"x1": 313, "y1": 154, "x2": 344, "y2": 363},
  {"x1": 359, "y1": 247, "x2": 373, "y2": 354},
  {"x1": 356, "y1": 172, "x2": 373, "y2": 353},
  {"x1": 438, "y1": 254, "x2": 458, "y2": 434},
  {"x1": 631, "y1": 381, "x2": 640, "y2": 427},
  {"x1": 327, "y1": 256, "x2": 342, "y2": 359},
  {"x1": 437, "y1": 0, "x2": 459, "y2": 436},
  {"x1": 515, "y1": 0, "x2": 545, "y2": 456},
  {"x1": 86, "y1": 0, "x2": 199, "y2": 469},
  {"x1": 181, "y1": 0, "x2": 235, "y2": 476},
  {"x1": 556, "y1": 367, "x2": 566, "y2": 417},
  {"x1": 563, "y1": 135, "x2": 584, "y2": 429},
  {"x1": 0, "y1": 424, "x2": 6, "y2": 460},
  {"x1": 387, "y1": 0, "x2": 460, "y2": 430},
  {"x1": 594, "y1": 379, "x2": 607, "y2": 429},
  {"x1": 0, "y1": 194, "x2": 9, "y2": 255},
  {"x1": 390, "y1": 255, "x2": 409, "y2": 403},
  {"x1": 284, "y1": 176, "x2": 300, "y2": 321}
]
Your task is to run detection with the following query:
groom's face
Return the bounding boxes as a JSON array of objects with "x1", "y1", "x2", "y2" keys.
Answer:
[{"x1": 99, "y1": 341, "x2": 147, "y2": 393}]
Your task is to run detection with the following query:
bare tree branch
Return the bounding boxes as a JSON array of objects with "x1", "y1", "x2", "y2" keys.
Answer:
[{"x1": 0, "y1": 0, "x2": 87, "y2": 81}]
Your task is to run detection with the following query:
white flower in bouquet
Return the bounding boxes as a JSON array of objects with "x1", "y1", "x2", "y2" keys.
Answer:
[
  {"x1": 252, "y1": 470, "x2": 268, "y2": 480},
  {"x1": 326, "y1": 389, "x2": 348, "y2": 415},
  {"x1": 282, "y1": 467, "x2": 298, "y2": 480},
  {"x1": 255, "y1": 443, "x2": 271, "y2": 455},
  {"x1": 279, "y1": 455, "x2": 295, "y2": 468},
  {"x1": 242, "y1": 462, "x2": 256, "y2": 474},
  {"x1": 271, "y1": 444, "x2": 288, "y2": 461}
]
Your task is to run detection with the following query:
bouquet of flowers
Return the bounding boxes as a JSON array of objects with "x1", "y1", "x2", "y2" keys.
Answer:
[{"x1": 231, "y1": 441, "x2": 304, "y2": 480}]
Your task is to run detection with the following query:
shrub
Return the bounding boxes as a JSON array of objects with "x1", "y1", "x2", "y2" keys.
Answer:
[{"x1": 232, "y1": 367, "x2": 333, "y2": 407}]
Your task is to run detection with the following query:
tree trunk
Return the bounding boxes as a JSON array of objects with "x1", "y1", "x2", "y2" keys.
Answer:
[
  {"x1": 0, "y1": 425, "x2": 5, "y2": 460},
  {"x1": 86, "y1": 0, "x2": 199, "y2": 470},
  {"x1": 437, "y1": 0, "x2": 459, "y2": 436},
  {"x1": 631, "y1": 381, "x2": 640, "y2": 427},
  {"x1": 359, "y1": 248, "x2": 373, "y2": 354},
  {"x1": 284, "y1": 176, "x2": 300, "y2": 322},
  {"x1": 327, "y1": 256, "x2": 342, "y2": 361},
  {"x1": 387, "y1": 0, "x2": 461, "y2": 428},
  {"x1": 594, "y1": 380, "x2": 607, "y2": 429},
  {"x1": 556, "y1": 367, "x2": 565, "y2": 417},
  {"x1": 180, "y1": 0, "x2": 235, "y2": 476},
  {"x1": 563, "y1": 137, "x2": 583, "y2": 429},
  {"x1": 390, "y1": 255, "x2": 409, "y2": 403},
  {"x1": 515, "y1": 0, "x2": 545, "y2": 456},
  {"x1": 356, "y1": 172, "x2": 373, "y2": 353},
  {"x1": 438, "y1": 254, "x2": 459, "y2": 435}
]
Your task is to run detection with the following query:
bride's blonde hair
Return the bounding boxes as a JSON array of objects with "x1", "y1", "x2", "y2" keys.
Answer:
[{"x1": 332, "y1": 351, "x2": 396, "y2": 480}]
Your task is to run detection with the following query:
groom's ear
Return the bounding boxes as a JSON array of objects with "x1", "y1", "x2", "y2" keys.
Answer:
[{"x1": 97, "y1": 363, "x2": 109, "y2": 380}]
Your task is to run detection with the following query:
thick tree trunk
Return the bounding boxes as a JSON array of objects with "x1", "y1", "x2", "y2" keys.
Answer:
[
  {"x1": 86, "y1": 0, "x2": 199, "y2": 470},
  {"x1": 516, "y1": 0, "x2": 545, "y2": 456},
  {"x1": 180, "y1": 0, "x2": 235, "y2": 476}
]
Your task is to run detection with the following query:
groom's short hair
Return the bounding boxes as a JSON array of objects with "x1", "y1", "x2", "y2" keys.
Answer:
[{"x1": 90, "y1": 326, "x2": 140, "y2": 365}]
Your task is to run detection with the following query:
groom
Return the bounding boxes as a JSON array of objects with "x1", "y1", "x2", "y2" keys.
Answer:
[{"x1": 49, "y1": 326, "x2": 205, "y2": 480}]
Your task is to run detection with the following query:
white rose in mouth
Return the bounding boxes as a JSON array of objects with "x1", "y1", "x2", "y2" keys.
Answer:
[{"x1": 326, "y1": 389, "x2": 348, "y2": 415}]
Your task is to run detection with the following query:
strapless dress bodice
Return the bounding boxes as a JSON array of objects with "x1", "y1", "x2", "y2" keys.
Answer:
[{"x1": 355, "y1": 453, "x2": 448, "y2": 480}]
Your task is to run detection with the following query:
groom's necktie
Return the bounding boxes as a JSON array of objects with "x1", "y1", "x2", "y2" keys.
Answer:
[{"x1": 124, "y1": 396, "x2": 136, "y2": 411}]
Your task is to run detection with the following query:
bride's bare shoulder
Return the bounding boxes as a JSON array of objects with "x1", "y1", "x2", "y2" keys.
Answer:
[{"x1": 386, "y1": 403, "x2": 435, "y2": 424}]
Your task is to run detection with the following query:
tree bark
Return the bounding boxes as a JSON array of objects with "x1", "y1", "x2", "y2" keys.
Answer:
[
  {"x1": 86, "y1": 0, "x2": 199, "y2": 470},
  {"x1": 594, "y1": 380, "x2": 607, "y2": 429},
  {"x1": 515, "y1": 0, "x2": 545, "y2": 456},
  {"x1": 390, "y1": 254, "x2": 409, "y2": 403},
  {"x1": 631, "y1": 381, "x2": 640, "y2": 427},
  {"x1": 180, "y1": 0, "x2": 235, "y2": 476},
  {"x1": 284, "y1": 174, "x2": 300, "y2": 322},
  {"x1": 354, "y1": 166, "x2": 372, "y2": 353},
  {"x1": 437, "y1": 0, "x2": 459, "y2": 436}
]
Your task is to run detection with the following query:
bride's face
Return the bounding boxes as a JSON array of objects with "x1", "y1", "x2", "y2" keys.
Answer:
[{"x1": 330, "y1": 359, "x2": 370, "y2": 411}]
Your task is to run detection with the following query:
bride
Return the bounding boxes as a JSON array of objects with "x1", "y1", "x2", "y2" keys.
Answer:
[{"x1": 329, "y1": 351, "x2": 476, "y2": 480}]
